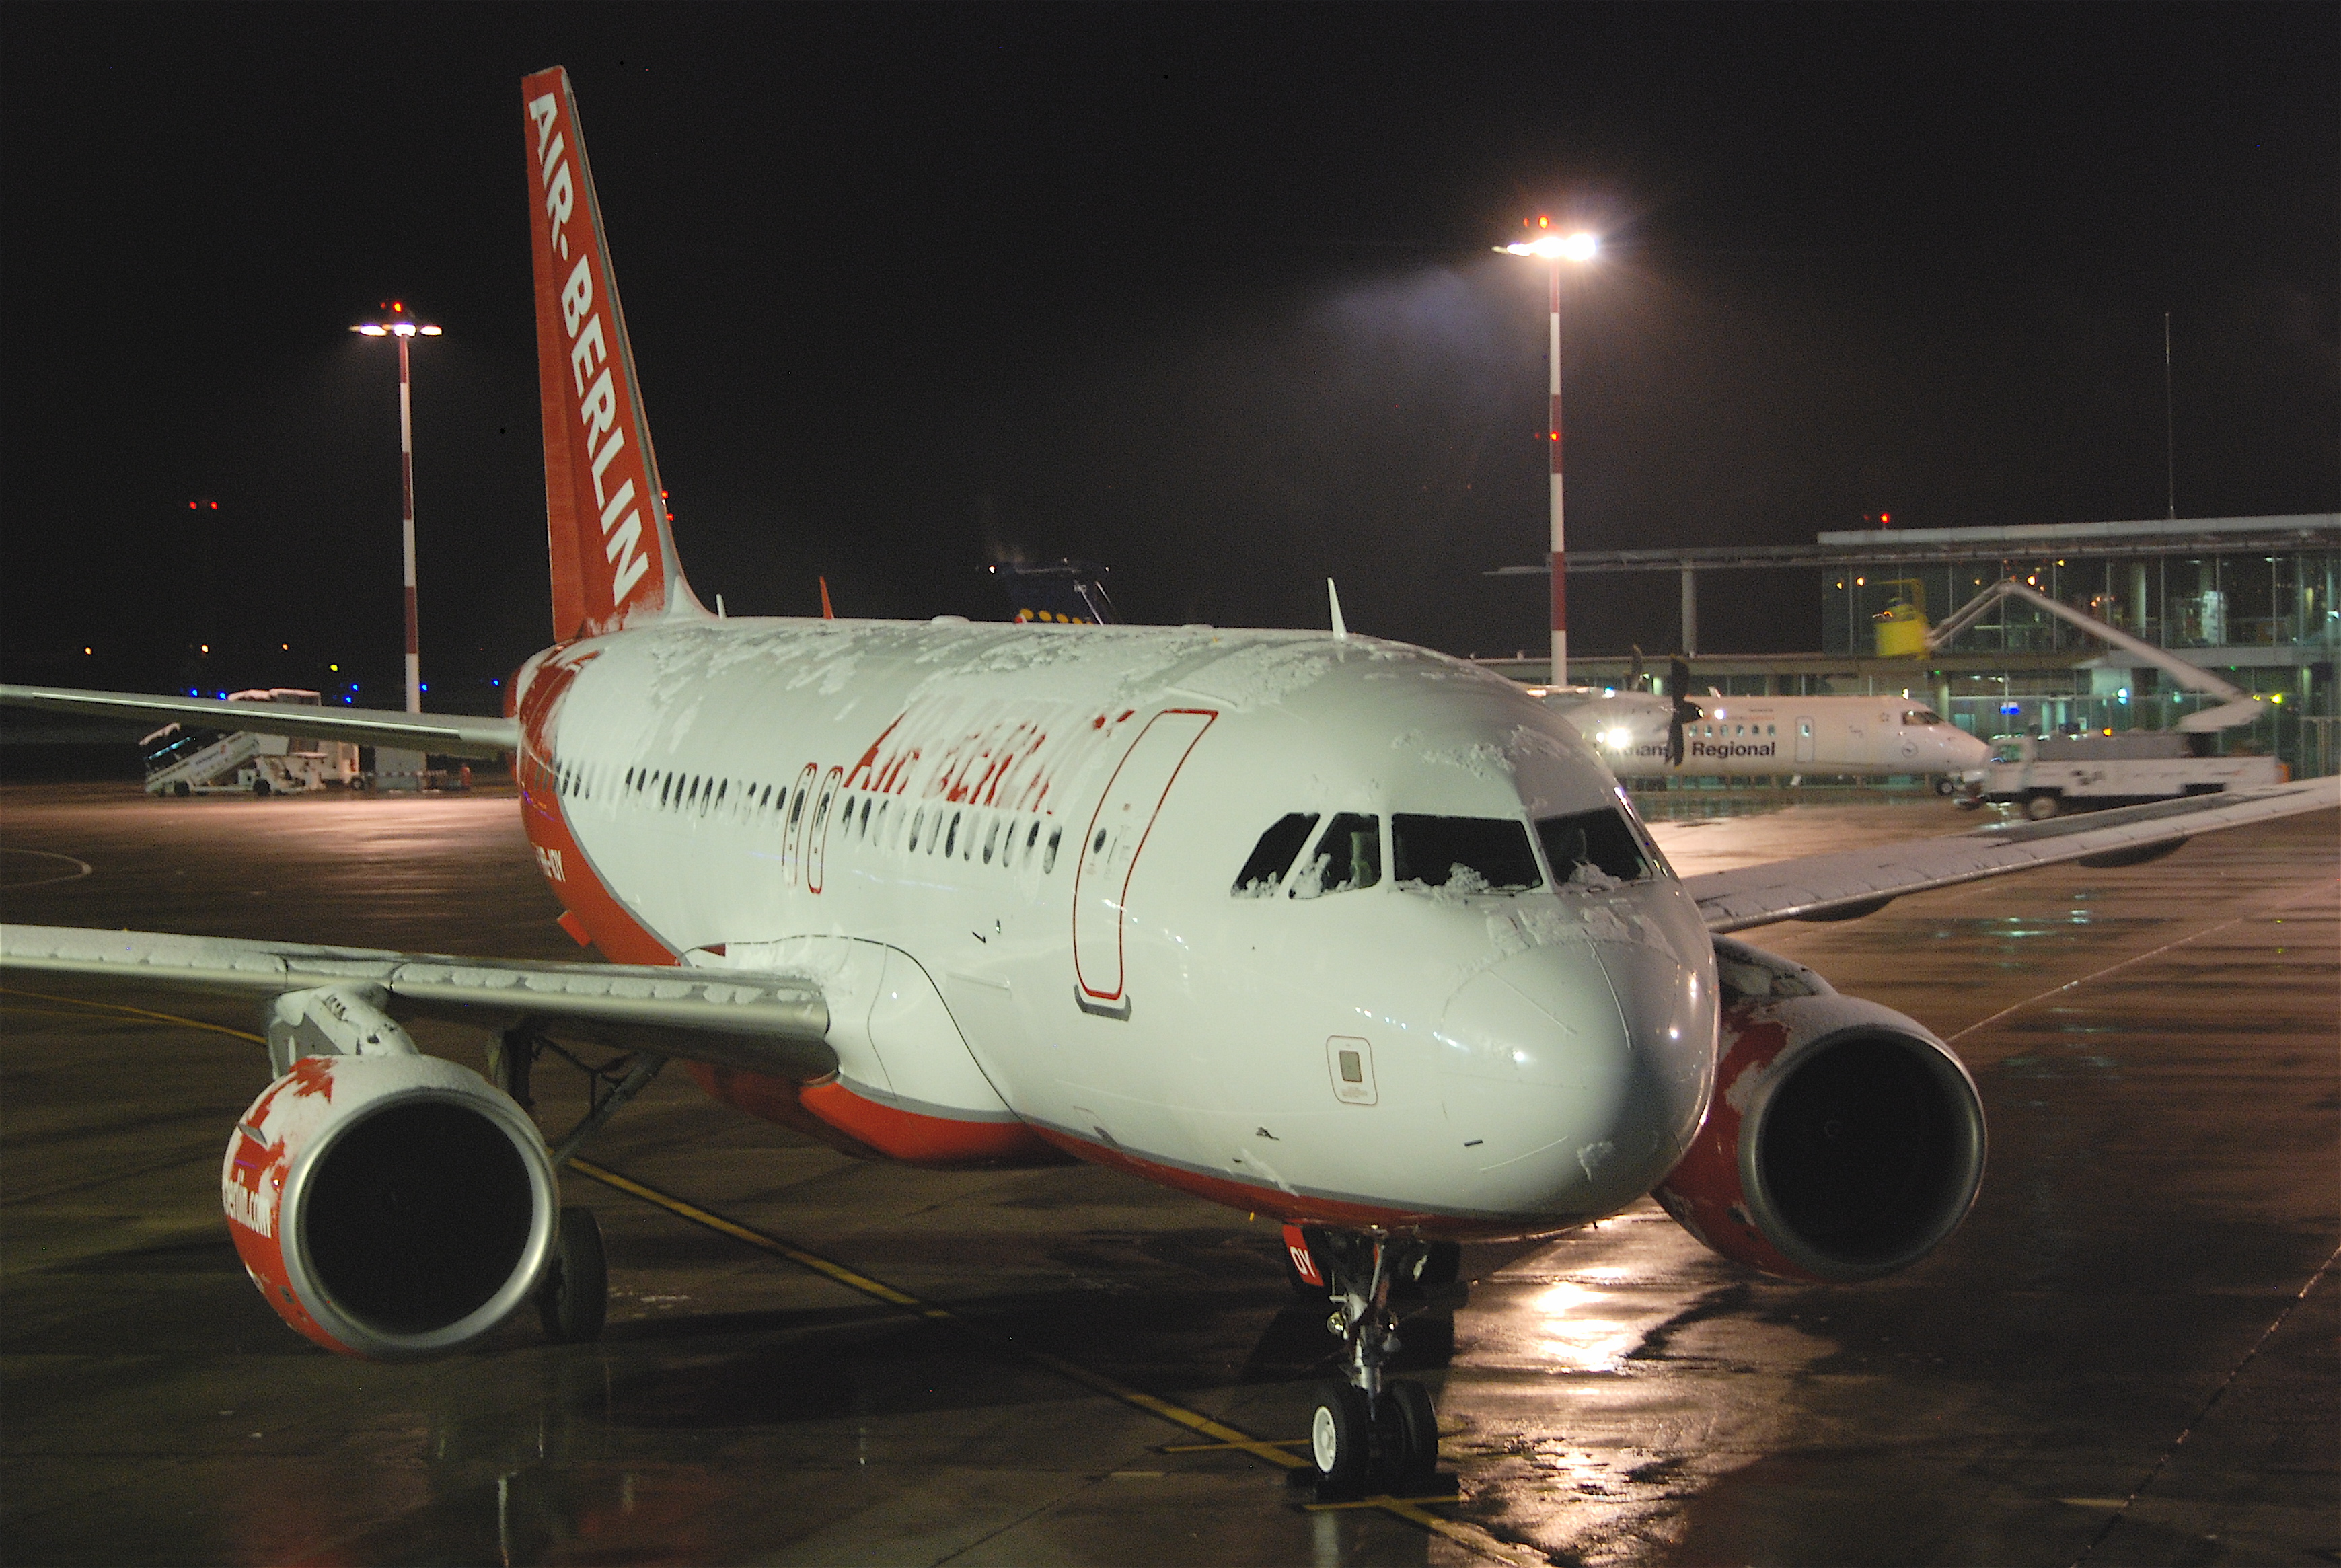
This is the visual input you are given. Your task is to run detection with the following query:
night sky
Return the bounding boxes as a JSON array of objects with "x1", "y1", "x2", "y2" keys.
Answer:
[{"x1": 4, "y1": 3, "x2": 2334, "y2": 711}]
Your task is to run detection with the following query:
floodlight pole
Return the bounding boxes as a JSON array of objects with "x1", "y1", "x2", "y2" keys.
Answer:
[
  {"x1": 1546, "y1": 259, "x2": 1566, "y2": 687},
  {"x1": 351, "y1": 306, "x2": 440, "y2": 787},
  {"x1": 1499, "y1": 226, "x2": 1595, "y2": 687},
  {"x1": 396, "y1": 329, "x2": 420, "y2": 714},
  {"x1": 352, "y1": 307, "x2": 439, "y2": 715}
]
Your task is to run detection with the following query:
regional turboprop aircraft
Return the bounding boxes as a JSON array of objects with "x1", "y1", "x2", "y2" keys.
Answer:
[
  {"x1": 3, "y1": 68, "x2": 2334, "y2": 1500},
  {"x1": 1538, "y1": 659, "x2": 1991, "y2": 788}
]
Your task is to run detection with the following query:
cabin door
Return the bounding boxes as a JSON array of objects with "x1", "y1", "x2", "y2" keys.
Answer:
[
  {"x1": 1795, "y1": 717, "x2": 1815, "y2": 764},
  {"x1": 1072, "y1": 709, "x2": 1216, "y2": 1013}
]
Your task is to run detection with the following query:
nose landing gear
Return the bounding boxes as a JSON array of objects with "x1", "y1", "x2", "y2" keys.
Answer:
[{"x1": 1295, "y1": 1230, "x2": 1456, "y2": 1497}]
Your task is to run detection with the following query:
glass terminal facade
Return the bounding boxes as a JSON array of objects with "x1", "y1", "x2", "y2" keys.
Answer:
[{"x1": 1819, "y1": 519, "x2": 2338, "y2": 777}]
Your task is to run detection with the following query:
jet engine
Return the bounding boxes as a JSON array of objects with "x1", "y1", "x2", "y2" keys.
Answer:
[
  {"x1": 222, "y1": 985, "x2": 558, "y2": 1358},
  {"x1": 1653, "y1": 938, "x2": 1986, "y2": 1283}
]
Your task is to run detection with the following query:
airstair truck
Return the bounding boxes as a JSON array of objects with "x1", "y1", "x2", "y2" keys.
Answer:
[
  {"x1": 141, "y1": 689, "x2": 360, "y2": 796},
  {"x1": 1929, "y1": 579, "x2": 2280, "y2": 817}
]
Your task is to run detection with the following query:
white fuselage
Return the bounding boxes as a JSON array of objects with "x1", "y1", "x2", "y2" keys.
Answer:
[
  {"x1": 513, "y1": 618, "x2": 1718, "y2": 1238},
  {"x1": 1544, "y1": 689, "x2": 1990, "y2": 779}
]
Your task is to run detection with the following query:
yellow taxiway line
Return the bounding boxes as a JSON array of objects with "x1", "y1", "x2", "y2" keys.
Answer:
[
  {"x1": 1, "y1": 986, "x2": 1536, "y2": 1563},
  {"x1": 568, "y1": 1158, "x2": 1542, "y2": 1563}
]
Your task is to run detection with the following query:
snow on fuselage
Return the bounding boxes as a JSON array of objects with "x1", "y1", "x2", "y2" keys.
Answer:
[{"x1": 511, "y1": 618, "x2": 1716, "y2": 1238}]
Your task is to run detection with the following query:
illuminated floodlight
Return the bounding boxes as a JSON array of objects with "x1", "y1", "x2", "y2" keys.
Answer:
[
  {"x1": 350, "y1": 301, "x2": 440, "y2": 339},
  {"x1": 1498, "y1": 231, "x2": 1599, "y2": 262}
]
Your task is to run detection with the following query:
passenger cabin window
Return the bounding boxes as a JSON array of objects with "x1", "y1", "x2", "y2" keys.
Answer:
[
  {"x1": 1536, "y1": 807, "x2": 1650, "y2": 889},
  {"x1": 1392, "y1": 815, "x2": 1543, "y2": 894},
  {"x1": 1231, "y1": 812, "x2": 1320, "y2": 898},
  {"x1": 1292, "y1": 813, "x2": 1381, "y2": 898}
]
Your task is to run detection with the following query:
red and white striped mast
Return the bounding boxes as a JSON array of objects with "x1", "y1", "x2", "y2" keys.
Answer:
[
  {"x1": 1499, "y1": 219, "x2": 1597, "y2": 687},
  {"x1": 352, "y1": 301, "x2": 442, "y2": 715}
]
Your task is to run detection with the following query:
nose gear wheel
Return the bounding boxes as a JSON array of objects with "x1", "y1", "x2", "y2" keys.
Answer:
[{"x1": 1299, "y1": 1231, "x2": 1450, "y2": 1497}]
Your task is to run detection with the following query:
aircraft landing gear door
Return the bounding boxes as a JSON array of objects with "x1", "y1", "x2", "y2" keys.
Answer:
[
  {"x1": 1073, "y1": 709, "x2": 1216, "y2": 1017},
  {"x1": 1795, "y1": 718, "x2": 1815, "y2": 765}
]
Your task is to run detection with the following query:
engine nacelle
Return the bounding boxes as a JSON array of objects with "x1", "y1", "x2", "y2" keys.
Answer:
[
  {"x1": 223, "y1": 987, "x2": 557, "y2": 1358},
  {"x1": 1653, "y1": 939, "x2": 1986, "y2": 1283}
]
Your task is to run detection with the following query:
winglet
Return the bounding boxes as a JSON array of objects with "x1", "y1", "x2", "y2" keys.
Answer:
[
  {"x1": 819, "y1": 576, "x2": 835, "y2": 620},
  {"x1": 1327, "y1": 578, "x2": 1348, "y2": 640}
]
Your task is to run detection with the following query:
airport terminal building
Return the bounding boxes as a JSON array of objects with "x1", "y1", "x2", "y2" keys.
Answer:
[{"x1": 1492, "y1": 513, "x2": 2340, "y2": 779}]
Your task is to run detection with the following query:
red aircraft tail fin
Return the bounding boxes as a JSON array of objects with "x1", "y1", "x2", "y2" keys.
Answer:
[{"x1": 523, "y1": 67, "x2": 702, "y2": 643}]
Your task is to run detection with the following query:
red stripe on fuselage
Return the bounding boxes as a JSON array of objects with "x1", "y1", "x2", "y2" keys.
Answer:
[
  {"x1": 1029, "y1": 1125, "x2": 1574, "y2": 1242},
  {"x1": 797, "y1": 1081, "x2": 1064, "y2": 1169}
]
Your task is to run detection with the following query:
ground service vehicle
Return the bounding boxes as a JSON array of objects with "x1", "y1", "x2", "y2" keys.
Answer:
[
  {"x1": 1978, "y1": 731, "x2": 2284, "y2": 818},
  {"x1": 140, "y1": 689, "x2": 359, "y2": 796}
]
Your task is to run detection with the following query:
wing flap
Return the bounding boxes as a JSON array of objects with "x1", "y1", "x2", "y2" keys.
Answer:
[
  {"x1": 0, "y1": 924, "x2": 835, "y2": 1080},
  {"x1": 1, "y1": 685, "x2": 518, "y2": 761},
  {"x1": 1686, "y1": 778, "x2": 2340, "y2": 932}
]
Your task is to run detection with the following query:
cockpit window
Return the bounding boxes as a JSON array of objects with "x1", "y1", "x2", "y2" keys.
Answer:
[
  {"x1": 1536, "y1": 807, "x2": 1651, "y2": 889},
  {"x1": 1392, "y1": 815, "x2": 1543, "y2": 894},
  {"x1": 1903, "y1": 708, "x2": 1947, "y2": 726},
  {"x1": 1231, "y1": 812, "x2": 1320, "y2": 898},
  {"x1": 1291, "y1": 813, "x2": 1381, "y2": 898}
]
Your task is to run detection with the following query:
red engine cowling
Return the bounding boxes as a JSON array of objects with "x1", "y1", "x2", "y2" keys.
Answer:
[
  {"x1": 1653, "y1": 938, "x2": 1986, "y2": 1283},
  {"x1": 222, "y1": 1049, "x2": 558, "y2": 1358}
]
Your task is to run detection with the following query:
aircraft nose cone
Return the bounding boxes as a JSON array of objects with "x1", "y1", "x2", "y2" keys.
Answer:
[
  {"x1": 1436, "y1": 938, "x2": 1713, "y2": 1216},
  {"x1": 1592, "y1": 936, "x2": 1716, "y2": 1168}
]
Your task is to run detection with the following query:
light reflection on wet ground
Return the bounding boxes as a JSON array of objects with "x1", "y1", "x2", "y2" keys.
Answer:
[{"x1": 1, "y1": 781, "x2": 2334, "y2": 1565}]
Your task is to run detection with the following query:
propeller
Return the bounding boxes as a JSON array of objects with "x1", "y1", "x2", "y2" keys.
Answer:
[{"x1": 1666, "y1": 658, "x2": 1702, "y2": 767}]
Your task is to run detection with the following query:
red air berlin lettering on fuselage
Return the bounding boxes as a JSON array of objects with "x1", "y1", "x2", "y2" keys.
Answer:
[{"x1": 527, "y1": 89, "x2": 654, "y2": 609}]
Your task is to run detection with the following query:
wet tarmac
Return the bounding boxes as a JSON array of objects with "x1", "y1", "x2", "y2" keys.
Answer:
[{"x1": 2, "y1": 780, "x2": 2334, "y2": 1566}]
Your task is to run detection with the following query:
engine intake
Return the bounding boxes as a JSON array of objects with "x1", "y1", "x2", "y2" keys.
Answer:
[
  {"x1": 223, "y1": 992, "x2": 556, "y2": 1357},
  {"x1": 1654, "y1": 939, "x2": 1986, "y2": 1283}
]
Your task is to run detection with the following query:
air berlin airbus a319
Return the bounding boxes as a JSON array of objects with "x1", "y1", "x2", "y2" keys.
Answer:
[{"x1": 3, "y1": 69, "x2": 2333, "y2": 1499}]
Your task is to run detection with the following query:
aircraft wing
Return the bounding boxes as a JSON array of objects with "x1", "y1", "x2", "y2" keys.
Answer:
[
  {"x1": 0, "y1": 924, "x2": 835, "y2": 1080},
  {"x1": 1685, "y1": 776, "x2": 2341, "y2": 933},
  {"x1": 0, "y1": 683, "x2": 518, "y2": 761}
]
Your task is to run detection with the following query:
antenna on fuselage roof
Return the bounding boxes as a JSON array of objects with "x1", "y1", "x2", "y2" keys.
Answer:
[{"x1": 1327, "y1": 578, "x2": 1348, "y2": 640}]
